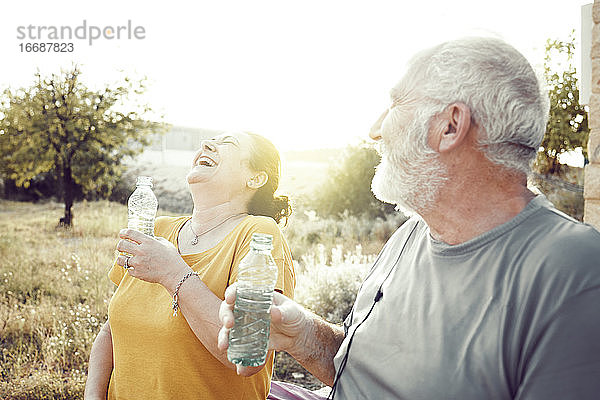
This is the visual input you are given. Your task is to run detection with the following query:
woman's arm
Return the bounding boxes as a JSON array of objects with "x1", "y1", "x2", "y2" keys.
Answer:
[
  {"x1": 164, "y1": 268, "x2": 267, "y2": 375},
  {"x1": 84, "y1": 320, "x2": 114, "y2": 400},
  {"x1": 115, "y1": 229, "x2": 264, "y2": 374}
]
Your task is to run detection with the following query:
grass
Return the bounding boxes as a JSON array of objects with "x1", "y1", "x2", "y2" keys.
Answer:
[
  {"x1": 0, "y1": 199, "x2": 402, "y2": 398},
  {"x1": 0, "y1": 201, "x2": 118, "y2": 398}
]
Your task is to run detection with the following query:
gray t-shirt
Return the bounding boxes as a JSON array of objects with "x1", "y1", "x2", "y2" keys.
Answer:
[{"x1": 333, "y1": 196, "x2": 600, "y2": 399}]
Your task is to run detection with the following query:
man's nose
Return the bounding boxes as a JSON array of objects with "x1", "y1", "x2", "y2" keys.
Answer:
[{"x1": 369, "y1": 109, "x2": 388, "y2": 141}]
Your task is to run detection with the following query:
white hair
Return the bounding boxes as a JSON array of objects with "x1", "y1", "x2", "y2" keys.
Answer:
[{"x1": 402, "y1": 37, "x2": 550, "y2": 174}]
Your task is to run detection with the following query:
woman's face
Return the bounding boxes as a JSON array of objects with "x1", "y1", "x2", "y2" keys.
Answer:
[{"x1": 186, "y1": 132, "x2": 255, "y2": 192}]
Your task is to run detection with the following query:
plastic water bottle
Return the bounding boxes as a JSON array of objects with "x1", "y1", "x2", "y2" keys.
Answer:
[
  {"x1": 228, "y1": 233, "x2": 278, "y2": 366},
  {"x1": 127, "y1": 176, "x2": 158, "y2": 236}
]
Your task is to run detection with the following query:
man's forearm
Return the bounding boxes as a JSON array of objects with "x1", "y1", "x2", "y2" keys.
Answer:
[{"x1": 289, "y1": 312, "x2": 345, "y2": 387}]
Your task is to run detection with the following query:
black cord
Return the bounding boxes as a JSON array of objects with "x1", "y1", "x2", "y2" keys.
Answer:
[{"x1": 328, "y1": 221, "x2": 419, "y2": 399}]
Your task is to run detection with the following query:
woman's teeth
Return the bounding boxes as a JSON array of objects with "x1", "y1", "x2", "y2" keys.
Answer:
[{"x1": 197, "y1": 157, "x2": 216, "y2": 167}]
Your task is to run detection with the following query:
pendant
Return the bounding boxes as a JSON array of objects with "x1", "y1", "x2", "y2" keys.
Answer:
[{"x1": 191, "y1": 236, "x2": 198, "y2": 245}]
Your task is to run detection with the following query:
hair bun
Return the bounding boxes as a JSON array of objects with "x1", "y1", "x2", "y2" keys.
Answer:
[{"x1": 273, "y1": 195, "x2": 292, "y2": 225}]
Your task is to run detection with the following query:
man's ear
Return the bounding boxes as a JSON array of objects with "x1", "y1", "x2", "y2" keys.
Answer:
[
  {"x1": 246, "y1": 171, "x2": 268, "y2": 189},
  {"x1": 428, "y1": 103, "x2": 472, "y2": 153}
]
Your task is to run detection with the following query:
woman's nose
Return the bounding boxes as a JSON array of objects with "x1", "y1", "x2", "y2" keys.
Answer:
[{"x1": 201, "y1": 140, "x2": 216, "y2": 152}]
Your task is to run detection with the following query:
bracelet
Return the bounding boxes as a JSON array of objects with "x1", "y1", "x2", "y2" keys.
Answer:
[{"x1": 172, "y1": 271, "x2": 199, "y2": 317}]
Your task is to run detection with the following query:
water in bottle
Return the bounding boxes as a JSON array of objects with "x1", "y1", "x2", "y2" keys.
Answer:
[
  {"x1": 127, "y1": 176, "x2": 158, "y2": 236},
  {"x1": 228, "y1": 233, "x2": 278, "y2": 366}
]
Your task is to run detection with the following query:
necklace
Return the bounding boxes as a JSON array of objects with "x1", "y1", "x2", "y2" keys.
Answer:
[{"x1": 188, "y1": 213, "x2": 247, "y2": 245}]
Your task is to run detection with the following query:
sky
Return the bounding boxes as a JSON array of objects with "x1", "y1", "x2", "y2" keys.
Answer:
[{"x1": 0, "y1": 0, "x2": 592, "y2": 152}]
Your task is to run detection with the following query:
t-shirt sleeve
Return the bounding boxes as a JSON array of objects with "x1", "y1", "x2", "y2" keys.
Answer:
[
  {"x1": 228, "y1": 217, "x2": 296, "y2": 299},
  {"x1": 516, "y1": 287, "x2": 600, "y2": 399},
  {"x1": 271, "y1": 228, "x2": 296, "y2": 300}
]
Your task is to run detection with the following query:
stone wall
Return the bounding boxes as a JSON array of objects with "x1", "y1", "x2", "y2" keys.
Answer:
[{"x1": 584, "y1": 0, "x2": 600, "y2": 228}]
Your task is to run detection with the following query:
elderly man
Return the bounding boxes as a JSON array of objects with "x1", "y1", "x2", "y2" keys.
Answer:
[{"x1": 218, "y1": 37, "x2": 600, "y2": 399}]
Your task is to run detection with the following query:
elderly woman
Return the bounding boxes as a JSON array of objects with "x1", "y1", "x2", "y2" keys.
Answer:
[{"x1": 84, "y1": 132, "x2": 296, "y2": 400}]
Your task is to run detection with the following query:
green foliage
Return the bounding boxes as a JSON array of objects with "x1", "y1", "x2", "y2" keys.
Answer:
[
  {"x1": 535, "y1": 32, "x2": 589, "y2": 175},
  {"x1": 311, "y1": 142, "x2": 396, "y2": 219},
  {"x1": 0, "y1": 66, "x2": 167, "y2": 226}
]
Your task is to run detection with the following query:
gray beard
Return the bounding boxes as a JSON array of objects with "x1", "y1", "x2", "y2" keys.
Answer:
[{"x1": 370, "y1": 109, "x2": 448, "y2": 215}]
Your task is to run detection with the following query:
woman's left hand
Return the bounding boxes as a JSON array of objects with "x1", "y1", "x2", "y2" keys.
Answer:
[{"x1": 116, "y1": 229, "x2": 190, "y2": 291}]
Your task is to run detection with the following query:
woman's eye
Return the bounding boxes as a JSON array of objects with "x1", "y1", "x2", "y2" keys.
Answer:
[{"x1": 209, "y1": 137, "x2": 238, "y2": 147}]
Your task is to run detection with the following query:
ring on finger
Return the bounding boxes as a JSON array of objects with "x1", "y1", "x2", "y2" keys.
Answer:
[{"x1": 124, "y1": 256, "x2": 133, "y2": 270}]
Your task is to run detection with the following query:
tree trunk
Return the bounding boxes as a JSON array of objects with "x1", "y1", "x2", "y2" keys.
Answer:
[
  {"x1": 548, "y1": 156, "x2": 561, "y2": 175},
  {"x1": 2, "y1": 178, "x2": 18, "y2": 200},
  {"x1": 60, "y1": 163, "x2": 75, "y2": 227}
]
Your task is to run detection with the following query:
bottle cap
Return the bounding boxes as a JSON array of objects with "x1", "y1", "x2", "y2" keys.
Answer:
[
  {"x1": 251, "y1": 233, "x2": 273, "y2": 250},
  {"x1": 136, "y1": 176, "x2": 153, "y2": 188}
]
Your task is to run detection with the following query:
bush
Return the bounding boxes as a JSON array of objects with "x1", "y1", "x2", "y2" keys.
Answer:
[
  {"x1": 309, "y1": 143, "x2": 396, "y2": 219},
  {"x1": 294, "y1": 245, "x2": 373, "y2": 324},
  {"x1": 285, "y1": 210, "x2": 406, "y2": 266}
]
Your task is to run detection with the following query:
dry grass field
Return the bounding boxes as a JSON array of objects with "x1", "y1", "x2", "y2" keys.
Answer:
[
  {"x1": 0, "y1": 196, "x2": 404, "y2": 398},
  {"x1": 0, "y1": 201, "x2": 122, "y2": 398}
]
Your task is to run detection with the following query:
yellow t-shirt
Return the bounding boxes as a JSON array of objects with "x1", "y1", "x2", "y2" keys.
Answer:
[{"x1": 107, "y1": 215, "x2": 295, "y2": 400}]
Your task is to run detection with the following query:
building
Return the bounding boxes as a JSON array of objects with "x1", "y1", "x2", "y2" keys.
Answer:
[{"x1": 140, "y1": 125, "x2": 222, "y2": 166}]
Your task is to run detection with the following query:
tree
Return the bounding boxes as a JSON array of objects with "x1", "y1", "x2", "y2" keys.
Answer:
[
  {"x1": 0, "y1": 66, "x2": 165, "y2": 227},
  {"x1": 312, "y1": 142, "x2": 396, "y2": 219},
  {"x1": 536, "y1": 32, "x2": 589, "y2": 175}
]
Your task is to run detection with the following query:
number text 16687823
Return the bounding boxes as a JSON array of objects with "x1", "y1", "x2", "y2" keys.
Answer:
[{"x1": 19, "y1": 42, "x2": 74, "y2": 53}]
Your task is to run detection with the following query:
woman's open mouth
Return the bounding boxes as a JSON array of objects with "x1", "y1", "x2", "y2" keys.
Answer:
[{"x1": 195, "y1": 156, "x2": 217, "y2": 167}]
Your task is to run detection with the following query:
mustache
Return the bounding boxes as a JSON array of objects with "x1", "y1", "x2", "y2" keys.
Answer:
[{"x1": 374, "y1": 141, "x2": 386, "y2": 156}]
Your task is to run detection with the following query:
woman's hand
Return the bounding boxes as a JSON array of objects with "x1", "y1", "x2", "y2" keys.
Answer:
[
  {"x1": 116, "y1": 229, "x2": 190, "y2": 292},
  {"x1": 217, "y1": 283, "x2": 314, "y2": 375}
]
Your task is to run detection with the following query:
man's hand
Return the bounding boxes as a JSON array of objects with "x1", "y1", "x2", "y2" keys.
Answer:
[{"x1": 217, "y1": 283, "x2": 313, "y2": 375}]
